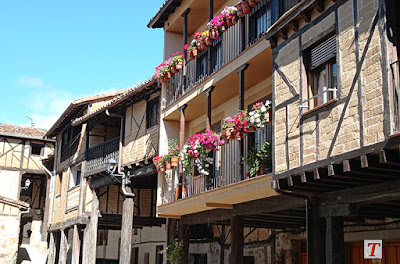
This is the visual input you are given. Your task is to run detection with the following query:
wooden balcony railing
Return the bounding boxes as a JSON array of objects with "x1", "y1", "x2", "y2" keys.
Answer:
[
  {"x1": 85, "y1": 137, "x2": 120, "y2": 177},
  {"x1": 165, "y1": 0, "x2": 271, "y2": 107}
]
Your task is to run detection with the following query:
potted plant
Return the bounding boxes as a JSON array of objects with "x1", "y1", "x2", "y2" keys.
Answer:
[
  {"x1": 257, "y1": 141, "x2": 272, "y2": 175},
  {"x1": 222, "y1": 116, "x2": 236, "y2": 140},
  {"x1": 242, "y1": 147, "x2": 260, "y2": 178},
  {"x1": 163, "y1": 154, "x2": 172, "y2": 170},
  {"x1": 152, "y1": 155, "x2": 163, "y2": 172},
  {"x1": 168, "y1": 139, "x2": 180, "y2": 167},
  {"x1": 224, "y1": 6, "x2": 238, "y2": 26},
  {"x1": 202, "y1": 30, "x2": 213, "y2": 46},
  {"x1": 235, "y1": 2, "x2": 244, "y2": 17},
  {"x1": 182, "y1": 131, "x2": 224, "y2": 176},
  {"x1": 249, "y1": 0, "x2": 257, "y2": 7},
  {"x1": 241, "y1": 0, "x2": 252, "y2": 14},
  {"x1": 248, "y1": 101, "x2": 272, "y2": 130},
  {"x1": 160, "y1": 242, "x2": 182, "y2": 264}
]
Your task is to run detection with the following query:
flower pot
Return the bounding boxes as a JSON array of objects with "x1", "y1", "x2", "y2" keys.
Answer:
[
  {"x1": 171, "y1": 156, "x2": 179, "y2": 167},
  {"x1": 259, "y1": 165, "x2": 266, "y2": 175},
  {"x1": 225, "y1": 127, "x2": 235, "y2": 140},
  {"x1": 171, "y1": 65, "x2": 179, "y2": 74},
  {"x1": 232, "y1": 14, "x2": 239, "y2": 24},
  {"x1": 220, "y1": 22, "x2": 228, "y2": 32},
  {"x1": 160, "y1": 77, "x2": 167, "y2": 84},
  {"x1": 235, "y1": 131, "x2": 243, "y2": 140},
  {"x1": 226, "y1": 16, "x2": 234, "y2": 26},
  {"x1": 245, "y1": 172, "x2": 251, "y2": 179},
  {"x1": 205, "y1": 36, "x2": 213, "y2": 46},
  {"x1": 249, "y1": 0, "x2": 257, "y2": 7},
  {"x1": 236, "y1": 3, "x2": 244, "y2": 17},
  {"x1": 188, "y1": 50, "x2": 195, "y2": 60},
  {"x1": 159, "y1": 163, "x2": 166, "y2": 172},
  {"x1": 264, "y1": 109, "x2": 272, "y2": 124},
  {"x1": 165, "y1": 161, "x2": 172, "y2": 170},
  {"x1": 241, "y1": 1, "x2": 252, "y2": 14},
  {"x1": 192, "y1": 47, "x2": 199, "y2": 57},
  {"x1": 176, "y1": 61, "x2": 183, "y2": 69},
  {"x1": 156, "y1": 163, "x2": 161, "y2": 172},
  {"x1": 247, "y1": 126, "x2": 256, "y2": 133},
  {"x1": 166, "y1": 71, "x2": 172, "y2": 79},
  {"x1": 210, "y1": 30, "x2": 219, "y2": 40}
]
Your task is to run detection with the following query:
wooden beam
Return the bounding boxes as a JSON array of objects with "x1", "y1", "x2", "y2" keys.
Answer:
[
  {"x1": 306, "y1": 199, "x2": 325, "y2": 264},
  {"x1": 315, "y1": 0, "x2": 325, "y2": 13},
  {"x1": 288, "y1": 20, "x2": 299, "y2": 32},
  {"x1": 82, "y1": 189, "x2": 99, "y2": 264},
  {"x1": 181, "y1": 209, "x2": 232, "y2": 225},
  {"x1": 203, "y1": 86, "x2": 215, "y2": 131},
  {"x1": 58, "y1": 229, "x2": 68, "y2": 264},
  {"x1": 233, "y1": 196, "x2": 306, "y2": 216},
  {"x1": 179, "y1": 222, "x2": 189, "y2": 264},
  {"x1": 278, "y1": 29, "x2": 288, "y2": 40},
  {"x1": 230, "y1": 215, "x2": 244, "y2": 264},
  {"x1": 71, "y1": 225, "x2": 81, "y2": 264},
  {"x1": 120, "y1": 193, "x2": 134, "y2": 264},
  {"x1": 48, "y1": 232, "x2": 56, "y2": 264},
  {"x1": 205, "y1": 202, "x2": 233, "y2": 209},
  {"x1": 157, "y1": 214, "x2": 182, "y2": 219},
  {"x1": 301, "y1": 10, "x2": 312, "y2": 22},
  {"x1": 328, "y1": 165, "x2": 335, "y2": 176}
]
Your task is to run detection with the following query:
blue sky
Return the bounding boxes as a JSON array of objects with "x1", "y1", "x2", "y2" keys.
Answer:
[{"x1": 0, "y1": 0, "x2": 165, "y2": 129}]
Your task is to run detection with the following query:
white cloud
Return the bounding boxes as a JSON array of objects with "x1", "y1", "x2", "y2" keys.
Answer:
[{"x1": 18, "y1": 76, "x2": 44, "y2": 88}]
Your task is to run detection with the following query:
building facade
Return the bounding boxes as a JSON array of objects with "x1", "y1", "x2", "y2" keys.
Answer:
[
  {"x1": 0, "y1": 124, "x2": 54, "y2": 264},
  {"x1": 45, "y1": 82, "x2": 166, "y2": 264},
  {"x1": 149, "y1": 0, "x2": 400, "y2": 263}
]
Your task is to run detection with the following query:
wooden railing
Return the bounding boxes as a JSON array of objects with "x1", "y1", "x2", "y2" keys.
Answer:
[
  {"x1": 165, "y1": 0, "x2": 271, "y2": 107},
  {"x1": 85, "y1": 137, "x2": 120, "y2": 176}
]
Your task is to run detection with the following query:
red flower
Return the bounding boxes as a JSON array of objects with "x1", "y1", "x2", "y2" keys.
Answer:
[{"x1": 184, "y1": 44, "x2": 189, "y2": 50}]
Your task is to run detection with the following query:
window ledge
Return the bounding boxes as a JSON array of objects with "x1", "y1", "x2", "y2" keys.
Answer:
[
  {"x1": 389, "y1": 131, "x2": 400, "y2": 138},
  {"x1": 301, "y1": 98, "x2": 338, "y2": 117}
]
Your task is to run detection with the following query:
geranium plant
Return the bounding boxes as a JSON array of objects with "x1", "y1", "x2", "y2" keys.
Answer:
[
  {"x1": 181, "y1": 131, "x2": 224, "y2": 176},
  {"x1": 248, "y1": 100, "x2": 272, "y2": 129}
]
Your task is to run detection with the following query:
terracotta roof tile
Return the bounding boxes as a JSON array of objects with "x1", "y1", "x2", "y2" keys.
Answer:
[{"x1": 0, "y1": 123, "x2": 46, "y2": 137}]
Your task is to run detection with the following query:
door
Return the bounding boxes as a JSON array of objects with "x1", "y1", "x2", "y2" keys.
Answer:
[
  {"x1": 130, "y1": 247, "x2": 139, "y2": 264},
  {"x1": 346, "y1": 240, "x2": 400, "y2": 264}
]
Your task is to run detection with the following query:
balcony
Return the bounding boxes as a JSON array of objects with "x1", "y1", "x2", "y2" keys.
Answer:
[
  {"x1": 60, "y1": 132, "x2": 81, "y2": 163},
  {"x1": 85, "y1": 137, "x2": 120, "y2": 177},
  {"x1": 165, "y1": 0, "x2": 271, "y2": 107},
  {"x1": 160, "y1": 125, "x2": 273, "y2": 206}
]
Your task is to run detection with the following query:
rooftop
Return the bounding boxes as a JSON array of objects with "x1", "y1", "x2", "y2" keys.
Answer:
[{"x1": 0, "y1": 123, "x2": 46, "y2": 138}]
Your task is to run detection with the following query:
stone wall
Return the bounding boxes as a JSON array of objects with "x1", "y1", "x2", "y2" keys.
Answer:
[{"x1": 273, "y1": 0, "x2": 385, "y2": 173}]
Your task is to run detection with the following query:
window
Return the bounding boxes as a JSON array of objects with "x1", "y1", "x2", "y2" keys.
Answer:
[
  {"x1": 249, "y1": 0, "x2": 271, "y2": 45},
  {"x1": 155, "y1": 246, "x2": 163, "y2": 264},
  {"x1": 97, "y1": 229, "x2": 108, "y2": 246},
  {"x1": 69, "y1": 165, "x2": 81, "y2": 189},
  {"x1": 305, "y1": 35, "x2": 338, "y2": 110},
  {"x1": 56, "y1": 173, "x2": 62, "y2": 196},
  {"x1": 30, "y1": 143, "x2": 43, "y2": 155},
  {"x1": 146, "y1": 97, "x2": 160, "y2": 129}
]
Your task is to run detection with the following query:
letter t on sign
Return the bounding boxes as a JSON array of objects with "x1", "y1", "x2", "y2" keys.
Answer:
[{"x1": 364, "y1": 240, "x2": 382, "y2": 259}]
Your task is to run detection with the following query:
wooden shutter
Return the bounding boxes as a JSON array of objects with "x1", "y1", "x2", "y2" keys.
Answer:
[{"x1": 311, "y1": 35, "x2": 336, "y2": 69}]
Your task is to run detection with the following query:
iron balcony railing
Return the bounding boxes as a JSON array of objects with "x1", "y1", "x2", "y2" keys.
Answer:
[
  {"x1": 165, "y1": 0, "x2": 271, "y2": 107},
  {"x1": 160, "y1": 133, "x2": 273, "y2": 205},
  {"x1": 85, "y1": 137, "x2": 120, "y2": 176}
]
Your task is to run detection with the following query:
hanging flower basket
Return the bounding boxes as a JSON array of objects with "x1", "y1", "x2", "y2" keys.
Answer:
[
  {"x1": 241, "y1": 1, "x2": 252, "y2": 14},
  {"x1": 225, "y1": 127, "x2": 235, "y2": 140},
  {"x1": 175, "y1": 60, "x2": 183, "y2": 69},
  {"x1": 166, "y1": 71, "x2": 172, "y2": 79},
  {"x1": 226, "y1": 16, "x2": 234, "y2": 26},
  {"x1": 160, "y1": 77, "x2": 168, "y2": 84},
  {"x1": 171, "y1": 156, "x2": 179, "y2": 167},
  {"x1": 249, "y1": 0, "x2": 257, "y2": 7}
]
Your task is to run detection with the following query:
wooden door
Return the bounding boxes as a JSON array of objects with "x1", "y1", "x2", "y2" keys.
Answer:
[{"x1": 346, "y1": 240, "x2": 400, "y2": 264}]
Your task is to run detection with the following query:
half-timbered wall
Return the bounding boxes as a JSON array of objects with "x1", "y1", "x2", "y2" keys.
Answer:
[
  {"x1": 0, "y1": 136, "x2": 53, "y2": 172},
  {"x1": 123, "y1": 92, "x2": 160, "y2": 166},
  {"x1": 273, "y1": 0, "x2": 386, "y2": 173}
]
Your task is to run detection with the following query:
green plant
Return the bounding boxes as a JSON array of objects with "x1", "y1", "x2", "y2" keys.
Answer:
[
  {"x1": 257, "y1": 141, "x2": 272, "y2": 167},
  {"x1": 168, "y1": 139, "x2": 180, "y2": 156},
  {"x1": 242, "y1": 147, "x2": 260, "y2": 177},
  {"x1": 159, "y1": 242, "x2": 182, "y2": 264},
  {"x1": 162, "y1": 153, "x2": 171, "y2": 163}
]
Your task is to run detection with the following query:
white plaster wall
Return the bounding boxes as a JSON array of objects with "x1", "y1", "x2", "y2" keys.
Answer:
[
  {"x1": 132, "y1": 225, "x2": 166, "y2": 264},
  {"x1": 0, "y1": 170, "x2": 20, "y2": 200},
  {"x1": 96, "y1": 230, "x2": 121, "y2": 260}
]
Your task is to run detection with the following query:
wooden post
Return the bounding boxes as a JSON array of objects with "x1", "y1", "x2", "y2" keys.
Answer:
[
  {"x1": 82, "y1": 188, "x2": 99, "y2": 264},
  {"x1": 166, "y1": 218, "x2": 177, "y2": 264},
  {"x1": 58, "y1": 229, "x2": 68, "y2": 264},
  {"x1": 235, "y1": 64, "x2": 249, "y2": 181},
  {"x1": 203, "y1": 86, "x2": 215, "y2": 131},
  {"x1": 71, "y1": 225, "x2": 81, "y2": 264},
  {"x1": 230, "y1": 216, "x2": 244, "y2": 264},
  {"x1": 42, "y1": 177, "x2": 51, "y2": 241},
  {"x1": 179, "y1": 222, "x2": 189, "y2": 264},
  {"x1": 48, "y1": 232, "x2": 56, "y2": 264},
  {"x1": 240, "y1": 16, "x2": 246, "y2": 52},
  {"x1": 178, "y1": 104, "x2": 187, "y2": 199},
  {"x1": 306, "y1": 199, "x2": 326, "y2": 264},
  {"x1": 120, "y1": 190, "x2": 134, "y2": 264},
  {"x1": 326, "y1": 217, "x2": 344, "y2": 264},
  {"x1": 220, "y1": 225, "x2": 225, "y2": 264}
]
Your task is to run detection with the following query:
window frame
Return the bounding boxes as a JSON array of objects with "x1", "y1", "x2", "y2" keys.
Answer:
[
  {"x1": 146, "y1": 97, "x2": 160, "y2": 129},
  {"x1": 30, "y1": 143, "x2": 43, "y2": 156}
]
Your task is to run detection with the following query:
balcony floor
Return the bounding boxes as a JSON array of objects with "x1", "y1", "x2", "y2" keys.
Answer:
[{"x1": 157, "y1": 173, "x2": 278, "y2": 218}]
